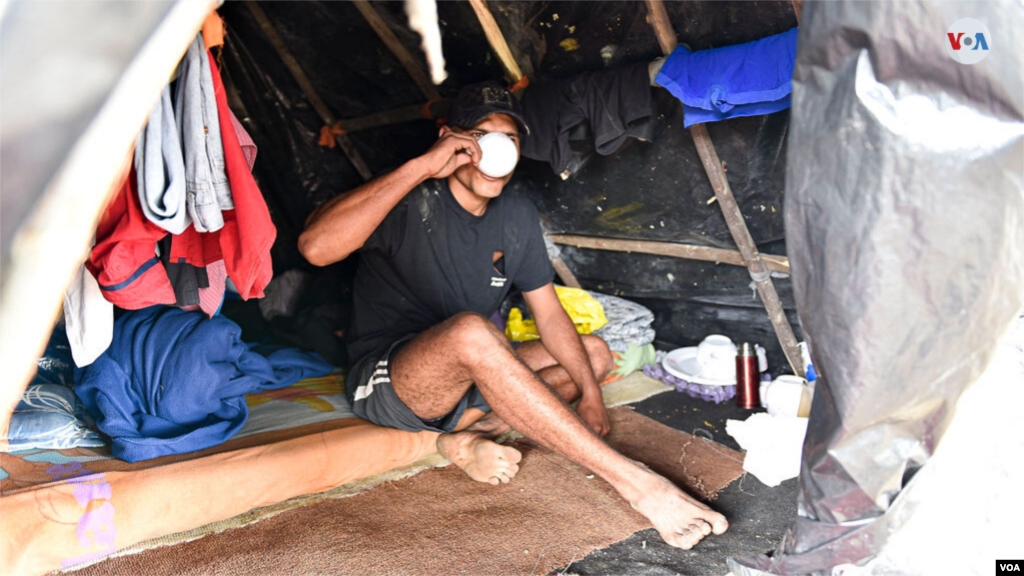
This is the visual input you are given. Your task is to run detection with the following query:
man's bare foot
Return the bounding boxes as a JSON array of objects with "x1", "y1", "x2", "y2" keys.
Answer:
[
  {"x1": 465, "y1": 411, "x2": 513, "y2": 438},
  {"x1": 626, "y1": 469, "x2": 729, "y2": 549},
  {"x1": 437, "y1": 431, "x2": 522, "y2": 485}
]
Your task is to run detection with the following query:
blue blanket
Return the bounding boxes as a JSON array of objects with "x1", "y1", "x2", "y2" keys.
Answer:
[
  {"x1": 75, "y1": 307, "x2": 334, "y2": 462},
  {"x1": 656, "y1": 28, "x2": 798, "y2": 127}
]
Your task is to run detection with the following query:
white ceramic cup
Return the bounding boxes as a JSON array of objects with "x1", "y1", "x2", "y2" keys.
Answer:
[
  {"x1": 696, "y1": 335, "x2": 737, "y2": 380},
  {"x1": 477, "y1": 132, "x2": 519, "y2": 178},
  {"x1": 765, "y1": 375, "x2": 809, "y2": 418}
]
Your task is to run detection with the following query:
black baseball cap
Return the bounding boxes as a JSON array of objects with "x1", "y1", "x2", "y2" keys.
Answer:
[{"x1": 449, "y1": 80, "x2": 531, "y2": 136}]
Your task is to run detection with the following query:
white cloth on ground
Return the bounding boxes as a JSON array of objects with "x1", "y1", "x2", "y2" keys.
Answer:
[{"x1": 726, "y1": 412, "x2": 808, "y2": 487}]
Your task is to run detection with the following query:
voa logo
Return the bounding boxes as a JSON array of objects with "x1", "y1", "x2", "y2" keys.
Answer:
[
  {"x1": 945, "y1": 18, "x2": 991, "y2": 65},
  {"x1": 997, "y1": 559, "x2": 1024, "y2": 574}
]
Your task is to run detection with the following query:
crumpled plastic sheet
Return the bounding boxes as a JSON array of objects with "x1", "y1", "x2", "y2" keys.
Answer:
[{"x1": 729, "y1": 1, "x2": 1024, "y2": 574}]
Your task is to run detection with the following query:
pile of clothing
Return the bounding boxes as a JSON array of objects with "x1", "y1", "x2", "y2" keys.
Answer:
[
  {"x1": 22, "y1": 25, "x2": 328, "y2": 463},
  {"x1": 65, "y1": 30, "x2": 275, "y2": 369},
  {"x1": 76, "y1": 307, "x2": 332, "y2": 462},
  {"x1": 516, "y1": 28, "x2": 798, "y2": 178}
]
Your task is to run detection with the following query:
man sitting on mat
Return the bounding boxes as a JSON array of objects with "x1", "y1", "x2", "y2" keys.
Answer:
[{"x1": 299, "y1": 82, "x2": 728, "y2": 550}]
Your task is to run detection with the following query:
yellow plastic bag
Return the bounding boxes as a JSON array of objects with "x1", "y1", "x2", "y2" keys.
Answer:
[{"x1": 505, "y1": 286, "x2": 608, "y2": 341}]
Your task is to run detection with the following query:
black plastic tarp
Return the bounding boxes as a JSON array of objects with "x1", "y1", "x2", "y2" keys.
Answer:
[{"x1": 218, "y1": 0, "x2": 801, "y2": 369}]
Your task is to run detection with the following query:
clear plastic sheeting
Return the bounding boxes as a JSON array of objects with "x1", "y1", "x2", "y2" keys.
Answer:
[{"x1": 730, "y1": 1, "x2": 1024, "y2": 575}]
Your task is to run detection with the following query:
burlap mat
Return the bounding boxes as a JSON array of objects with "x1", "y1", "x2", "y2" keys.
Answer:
[{"x1": 72, "y1": 407, "x2": 744, "y2": 576}]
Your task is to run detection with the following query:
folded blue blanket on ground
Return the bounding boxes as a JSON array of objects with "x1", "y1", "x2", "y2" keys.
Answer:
[
  {"x1": 656, "y1": 28, "x2": 798, "y2": 127},
  {"x1": 75, "y1": 307, "x2": 334, "y2": 462}
]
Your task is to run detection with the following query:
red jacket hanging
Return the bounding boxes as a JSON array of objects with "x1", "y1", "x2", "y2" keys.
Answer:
[
  {"x1": 89, "y1": 49, "x2": 274, "y2": 307},
  {"x1": 169, "y1": 50, "x2": 275, "y2": 300},
  {"x1": 86, "y1": 166, "x2": 177, "y2": 309}
]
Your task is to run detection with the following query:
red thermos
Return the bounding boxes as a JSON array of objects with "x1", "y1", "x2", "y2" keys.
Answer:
[{"x1": 736, "y1": 342, "x2": 760, "y2": 409}]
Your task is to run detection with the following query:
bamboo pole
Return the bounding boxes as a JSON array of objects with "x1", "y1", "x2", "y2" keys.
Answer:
[
  {"x1": 466, "y1": 0, "x2": 582, "y2": 289},
  {"x1": 351, "y1": 0, "x2": 441, "y2": 100},
  {"x1": 245, "y1": 2, "x2": 373, "y2": 181},
  {"x1": 644, "y1": 0, "x2": 805, "y2": 376},
  {"x1": 549, "y1": 235, "x2": 791, "y2": 275}
]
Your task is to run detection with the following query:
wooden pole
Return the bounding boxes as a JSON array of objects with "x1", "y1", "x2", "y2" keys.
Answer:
[
  {"x1": 467, "y1": 0, "x2": 524, "y2": 83},
  {"x1": 549, "y1": 235, "x2": 791, "y2": 275},
  {"x1": 351, "y1": 0, "x2": 441, "y2": 100},
  {"x1": 333, "y1": 99, "x2": 451, "y2": 133},
  {"x1": 644, "y1": 0, "x2": 805, "y2": 376},
  {"x1": 687, "y1": 124, "x2": 805, "y2": 376},
  {"x1": 245, "y1": 2, "x2": 373, "y2": 181},
  {"x1": 645, "y1": 0, "x2": 678, "y2": 56},
  {"x1": 550, "y1": 256, "x2": 582, "y2": 289},
  {"x1": 466, "y1": 0, "x2": 582, "y2": 289}
]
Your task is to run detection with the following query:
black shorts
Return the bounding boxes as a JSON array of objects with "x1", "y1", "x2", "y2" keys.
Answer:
[{"x1": 346, "y1": 335, "x2": 491, "y2": 433}]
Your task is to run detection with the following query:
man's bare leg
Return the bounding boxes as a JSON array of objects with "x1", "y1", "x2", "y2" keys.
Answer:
[
  {"x1": 468, "y1": 334, "x2": 615, "y2": 437},
  {"x1": 390, "y1": 312, "x2": 728, "y2": 549}
]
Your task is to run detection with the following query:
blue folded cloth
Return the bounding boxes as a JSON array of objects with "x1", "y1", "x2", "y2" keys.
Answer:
[
  {"x1": 656, "y1": 28, "x2": 798, "y2": 127},
  {"x1": 75, "y1": 307, "x2": 334, "y2": 462}
]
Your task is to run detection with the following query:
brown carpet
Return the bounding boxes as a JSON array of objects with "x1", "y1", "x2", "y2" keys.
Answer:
[{"x1": 72, "y1": 408, "x2": 744, "y2": 576}]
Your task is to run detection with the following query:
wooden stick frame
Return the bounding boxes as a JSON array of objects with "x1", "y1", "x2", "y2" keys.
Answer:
[
  {"x1": 549, "y1": 235, "x2": 791, "y2": 275},
  {"x1": 335, "y1": 100, "x2": 451, "y2": 134},
  {"x1": 351, "y1": 0, "x2": 441, "y2": 101},
  {"x1": 644, "y1": 0, "x2": 805, "y2": 376},
  {"x1": 245, "y1": 2, "x2": 373, "y2": 181},
  {"x1": 467, "y1": 0, "x2": 525, "y2": 83},
  {"x1": 247, "y1": 0, "x2": 802, "y2": 354}
]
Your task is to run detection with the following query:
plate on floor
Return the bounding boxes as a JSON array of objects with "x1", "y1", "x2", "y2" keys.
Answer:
[{"x1": 663, "y1": 347, "x2": 736, "y2": 386}]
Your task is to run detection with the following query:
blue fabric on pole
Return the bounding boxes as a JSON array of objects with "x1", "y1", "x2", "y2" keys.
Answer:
[
  {"x1": 74, "y1": 307, "x2": 334, "y2": 462},
  {"x1": 655, "y1": 28, "x2": 798, "y2": 127}
]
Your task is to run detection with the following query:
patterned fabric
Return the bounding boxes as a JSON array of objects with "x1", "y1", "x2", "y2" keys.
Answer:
[
  {"x1": 198, "y1": 259, "x2": 227, "y2": 317},
  {"x1": 230, "y1": 110, "x2": 257, "y2": 171},
  {"x1": 590, "y1": 292, "x2": 656, "y2": 352},
  {"x1": 644, "y1": 361, "x2": 737, "y2": 404},
  {"x1": 2, "y1": 385, "x2": 105, "y2": 450}
]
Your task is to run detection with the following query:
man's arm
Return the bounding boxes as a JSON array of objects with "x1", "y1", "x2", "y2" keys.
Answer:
[
  {"x1": 523, "y1": 283, "x2": 611, "y2": 437},
  {"x1": 298, "y1": 129, "x2": 483, "y2": 266}
]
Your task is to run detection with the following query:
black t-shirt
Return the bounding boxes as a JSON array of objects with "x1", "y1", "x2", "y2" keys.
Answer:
[{"x1": 346, "y1": 178, "x2": 555, "y2": 368}]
